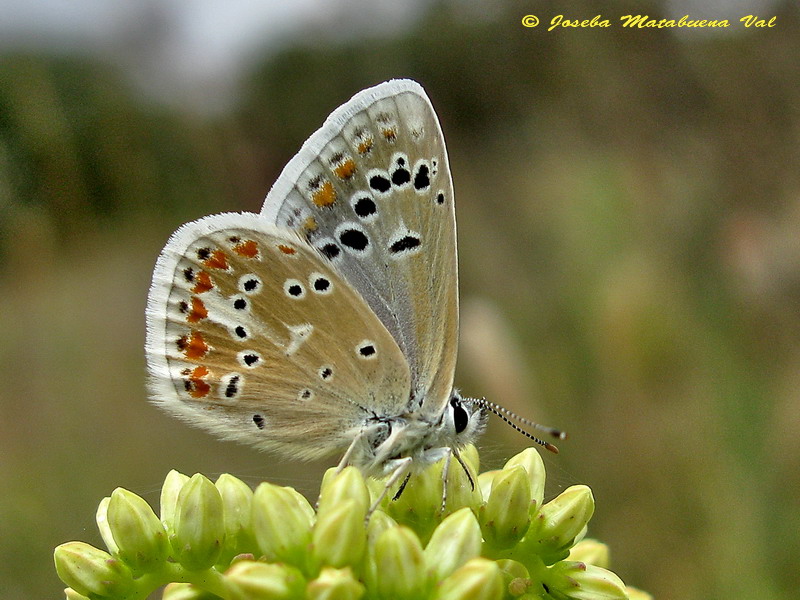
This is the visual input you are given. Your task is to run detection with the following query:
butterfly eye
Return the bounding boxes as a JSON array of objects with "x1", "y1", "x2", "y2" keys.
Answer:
[{"x1": 451, "y1": 398, "x2": 469, "y2": 434}]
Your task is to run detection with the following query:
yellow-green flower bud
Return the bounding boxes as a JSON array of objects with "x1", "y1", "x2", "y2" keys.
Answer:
[
  {"x1": 224, "y1": 560, "x2": 306, "y2": 600},
  {"x1": 54, "y1": 542, "x2": 135, "y2": 598},
  {"x1": 568, "y1": 539, "x2": 610, "y2": 568},
  {"x1": 162, "y1": 582, "x2": 217, "y2": 599},
  {"x1": 161, "y1": 470, "x2": 190, "y2": 534},
  {"x1": 312, "y1": 498, "x2": 367, "y2": 569},
  {"x1": 524, "y1": 485, "x2": 594, "y2": 563},
  {"x1": 95, "y1": 497, "x2": 117, "y2": 556},
  {"x1": 63, "y1": 587, "x2": 91, "y2": 600},
  {"x1": 251, "y1": 482, "x2": 313, "y2": 566},
  {"x1": 366, "y1": 509, "x2": 397, "y2": 547},
  {"x1": 215, "y1": 473, "x2": 255, "y2": 564},
  {"x1": 544, "y1": 561, "x2": 627, "y2": 600},
  {"x1": 433, "y1": 557, "x2": 504, "y2": 600},
  {"x1": 105, "y1": 487, "x2": 169, "y2": 574},
  {"x1": 318, "y1": 466, "x2": 370, "y2": 519},
  {"x1": 373, "y1": 525, "x2": 427, "y2": 599},
  {"x1": 503, "y1": 448, "x2": 546, "y2": 510},
  {"x1": 171, "y1": 473, "x2": 225, "y2": 570},
  {"x1": 307, "y1": 567, "x2": 365, "y2": 600},
  {"x1": 424, "y1": 507, "x2": 482, "y2": 581},
  {"x1": 477, "y1": 470, "x2": 499, "y2": 501},
  {"x1": 378, "y1": 462, "x2": 444, "y2": 543},
  {"x1": 481, "y1": 465, "x2": 532, "y2": 549}
]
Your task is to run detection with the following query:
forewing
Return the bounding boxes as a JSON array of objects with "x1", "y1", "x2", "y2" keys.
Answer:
[
  {"x1": 260, "y1": 80, "x2": 458, "y2": 415},
  {"x1": 145, "y1": 212, "x2": 411, "y2": 460}
]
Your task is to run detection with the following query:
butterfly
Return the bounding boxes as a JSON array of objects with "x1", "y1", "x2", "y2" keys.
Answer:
[{"x1": 145, "y1": 80, "x2": 561, "y2": 503}]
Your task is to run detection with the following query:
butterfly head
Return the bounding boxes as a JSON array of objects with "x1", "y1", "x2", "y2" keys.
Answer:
[{"x1": 440, "y1": 390, "x2": 487, "y2": 449}]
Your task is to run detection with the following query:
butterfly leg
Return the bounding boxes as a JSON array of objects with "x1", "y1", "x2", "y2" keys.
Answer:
[
  {"x1": 439, "y1": 447, "x2": 452, "y2": 514},
  {"x1": 452, "y1": 446, "x2": 475, "y2": 490},
  {"x1": 367, "y1": 456, "x2": 413, "y2": 522}
]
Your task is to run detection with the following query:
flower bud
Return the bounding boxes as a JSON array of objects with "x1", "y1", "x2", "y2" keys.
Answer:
[
  {"x1": 568, "y1": 539, "x2": 610, "y2": 568},
  {"x1": 481, "y1": 465, "x2": 532, "y2": 549},
  {"x1": 95, "y1": 497, "x2": 117, "y2": 555},
  {"x1": 251, "y1": 482, "x2": 313, "y2": 566},
  {"x1": 545, "y1": 561, "x2": 627, "y2": 600},
  {"x1": 171, "y1": 473, "x2": 225, "y2": 570},
  {"x1": 63, "y1": 588, "x2": 91, "y2": 600},
  {"x1": 373, "y1": 525, "x2": 427, "y2": 599},
  {"x1": 477, "y1": 470, "x2": 499, "y2": 501},
  {"x1": 424, "y1": 508, "x2": 482, "y2": 581},
  {"x1": 318, "y1": 466, "x2": 370, "y2": 519},
  {"x1": 160, "y1": 470, "x2": 190, "y2": 533},
  {"x1": 503, "y1": 448, "x2": 546, "y2": 510},
  {"x1": 306, "y1": 567, "x2": 365, "y2": 600},
  {"x1": 54, "y1": 542, "x2": 135, "y2": 598},
  {"x1": 215, "y1": 474, "x2": 255, "y2": 564},
  {"x1": 224, "y1": 560, "x2": 306, "y2": 600},
  {"x1": 161, "y1": 582, "x2": 213, "y2": 599},
  {"x1": 523, "y1": 485, "x2": 594, "y2": 563},
  {"x1": 312, "y1": 499, "x2": 367, "y2": 569},
  {"x1": 433, "y1": 558, "x2": 504, "y2": 600},
  {"x1": 105, "y1": 487, "x2": 169, "y2": 573}
]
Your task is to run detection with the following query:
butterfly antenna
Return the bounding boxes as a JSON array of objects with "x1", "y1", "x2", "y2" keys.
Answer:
[{"x1": 476, "y1": 398, "x2": 565, "y2": 454}]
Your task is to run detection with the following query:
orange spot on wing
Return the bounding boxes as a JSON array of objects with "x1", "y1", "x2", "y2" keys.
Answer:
[
  {"x1": 187, "y1": 297, "x2": 208, "y2": 323},
  {"x1": 191, "y1": 271, "x2": 213, "y2": 294},
  {"x1": 333, "y1": 158, "x2": 356, "y2": 180},
  {"x1": 185, "y1": 365, "x2": 211, "y2": 398},
  {"x1": 357, "y1": 137, "x2": 373, "y2": 155},
  {"x1": 233, "y1": 240, "x2": 259, "y2": 258},
  {"x1": 382, "y1": 128, "x2": 397, "y2": 142},
  {"x1": 178, "y1": 331, "x2": 209, "y2": 360},
  {"x1": 277, "y1": 244, "x2": 296, "y2": 255},
  {"x1": 311, "y1": 180, "x2": 337, "y2": 207},
  {"x1": 204, "y1": 249, "x2": 229, "y2": 270}
]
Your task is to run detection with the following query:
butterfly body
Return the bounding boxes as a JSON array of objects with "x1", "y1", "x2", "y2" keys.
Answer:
[{"x1": 146, "y1": 80, "x2": 488, "y2": 480}]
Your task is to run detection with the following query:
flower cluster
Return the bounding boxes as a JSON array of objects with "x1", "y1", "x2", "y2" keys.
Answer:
[{"x1": 54, "y1": 447, "x2": 650, "y2": 599}]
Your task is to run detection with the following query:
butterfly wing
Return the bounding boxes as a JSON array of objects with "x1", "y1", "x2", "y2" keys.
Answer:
[
  {"x1": 260, "y1": 80, "x2": 458, "y2": 417},
  {"x1": 145, "y1": 212, "x2": 411, "y2": 460}
]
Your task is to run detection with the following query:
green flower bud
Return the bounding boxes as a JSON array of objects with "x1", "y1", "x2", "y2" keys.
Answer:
[
  {"x1": 162, "y1": 582, "x2": 217, "y2": 599},
  {"x1": 95, "y1": 497, "x2": 117, "y2": 555},
  {"x1": 54, "y1": 542, "x2": 136, "y2": 598},
  {"x1": 251, "y1": 482, "x2": 313, "y2": 566},
  {"x1": 568, "y1": 539, "x2": 610, "y2": 568},
  {"x1": 477, "y1": 470, "x2": 499, "y2": 501},
  {"x1": 373, "y1": 525, "x2": 427, "y2": 599},
  {"x1": 445, "y1": 452, "x2": 482, "y2": 515},
  {"x1": 318, "y1": 466, "x2": 370, "y2": 519},
  {"x1": 307, "y1": 567, "x2": 366, "y2": 600},
  {"x1": 481, "y1": 465, "x2": 532, "y2": 549},
  {"x1": 523, "y1": 485, "x2": 594, "y2": 563},
  {"x1": 503, "y1": 448, "x2": 546, "y2": 510},
  {"x1": 224, "y1": 560, "x2": 306, "y2": 600},
  {"x1": 215, "y1": 473, "x2": 255, "y2": 564},
  {"x1": 161, "y1": 470, "x2": 190, "y2": 534},
  {"x1": 105, "y1": 487, "x2": 169, "y2": 574},
  {"x1": 544, "y1": 561, "x2": 627, "y2": 600},
  {"x1": 366, "y1": 509, "x2": 397, "y2": 548},
  {"x1": 63, "y1": 588, "x2": 91, "y2": 600},
  {"x1": 433, "y1": 557, "x2": 504, "y2": 600},
  {"x1": 312, "y1": 499, "x2": 367, "y2": 569},
  {"x1": 378, "y1": 462, "x2": 444, "y2": 543},
  {"x1": 424, "y1": 508, "x2": 482, "y2": 581},
  {"x1": 171, "y1": 473, "x2": 225, "y2": 570}
]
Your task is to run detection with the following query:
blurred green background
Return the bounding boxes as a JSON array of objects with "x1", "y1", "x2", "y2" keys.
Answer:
[{"x1": 2, "y1": 0, "x2": 799, "y2": 598}]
